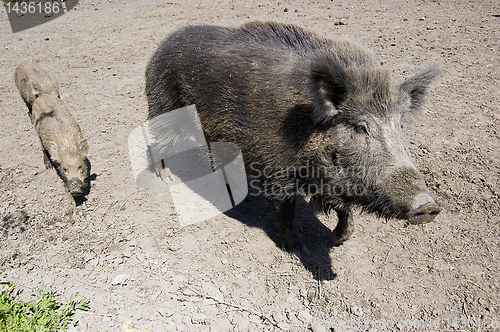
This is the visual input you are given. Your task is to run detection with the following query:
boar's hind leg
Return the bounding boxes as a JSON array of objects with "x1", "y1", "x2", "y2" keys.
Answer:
[
  {"x1": 274, "y1": 198, "x2": 310, "y2": 258},
  {"x1": 332, "y1": 208, "x2": 354, "y2": 246}
]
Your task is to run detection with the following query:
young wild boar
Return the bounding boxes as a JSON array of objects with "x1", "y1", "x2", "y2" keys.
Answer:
[
  {"x1": 31, "y1": 94, "x2": 90, "y2": 196},
  {"x1": 145, "y1": 22, "x2": 441, "y2": 255},
  {"x1": 15, "y1": 61, "x2": 90, "y2": 197}
]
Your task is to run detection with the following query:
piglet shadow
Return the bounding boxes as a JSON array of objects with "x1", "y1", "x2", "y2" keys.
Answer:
[
  {"x1": 225, "y1": 188, "x2": 338, "y2": 281},
  {"x1": 73, "y1": 173, "x2": 97, "y2": 206}
]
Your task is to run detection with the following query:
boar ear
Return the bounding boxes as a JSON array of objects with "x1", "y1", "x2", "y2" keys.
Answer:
[
  {"x1": 399, "y1": 63, "x2": 442, "y2": 112},
  {"x1": 310, "y1": 59, "x2": 349, "y2": 124},
  {"x1": 79, "y1": 139, "x2": 89, "y2": 154}
]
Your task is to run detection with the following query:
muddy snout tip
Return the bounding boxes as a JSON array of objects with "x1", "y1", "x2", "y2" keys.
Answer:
[
  {"x1": 406, "y1": 202, "x2": 441, "y2": 224},
  {"x1": 68, "y1": 178, "x2": 87, "y2": 197}
]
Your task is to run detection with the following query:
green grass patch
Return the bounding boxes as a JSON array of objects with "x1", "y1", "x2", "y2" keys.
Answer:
[{"x1": 0, "y1": 280, "x2": 89, "y2": 332}]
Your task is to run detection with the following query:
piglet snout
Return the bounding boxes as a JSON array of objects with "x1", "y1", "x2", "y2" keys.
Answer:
[{"x1": 68, "y1": 177, "x2": 85, "y2": 196}]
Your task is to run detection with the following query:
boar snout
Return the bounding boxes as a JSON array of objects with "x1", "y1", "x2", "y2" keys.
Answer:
[
  {"x1": 67, "y1": 177, "x2": 87, "y2": 196},
  {"x1": 383, "y1": 167, "x2": 440, "y2": 224},
  {"x1": 68, "y1": 177, "x2": 82, "y2": 193},
  {"x1": 406, "y1": 192, "x2": 441, "y2": 224}
]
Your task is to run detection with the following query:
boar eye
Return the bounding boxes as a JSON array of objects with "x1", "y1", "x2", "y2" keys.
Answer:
[{"x1": 354, "y1": 123, "x2": 368, "y2": 135}]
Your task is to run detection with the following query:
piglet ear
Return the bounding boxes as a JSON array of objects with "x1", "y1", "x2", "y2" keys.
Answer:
[
  {"x1": 399, "y1": 63, "x2": 442, "y2": 112},
  {"x1": 310, "y1": 57, "x2": 349, "y2": 124}
]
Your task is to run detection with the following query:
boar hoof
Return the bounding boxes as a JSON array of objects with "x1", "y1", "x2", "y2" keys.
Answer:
[
  {"x1": 331, "y1": 208, "x2": 354, "y2": 246},
  {"x1": 280, "y1": 235, "x2": 311, "y2": 259},
  {"x1": 331, "y1": 229, "x2": 353, "y2": 246},
  {"x1": 291, "y1": 244, "x2": 311, "y2": 260},
  {"x1": 406, "y1": 202, "x2": 441, "y2": 224},
  {"x1": 43, "y1": 151, "x2": 53, "y2": 169}
]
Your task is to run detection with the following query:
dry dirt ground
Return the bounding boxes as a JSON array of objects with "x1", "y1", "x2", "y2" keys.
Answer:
[{"x1": 1, "y1": 0, "x2": 499, "y2": 331}]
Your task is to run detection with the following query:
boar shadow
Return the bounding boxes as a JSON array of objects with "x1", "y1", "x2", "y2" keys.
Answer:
[
  {"x1": 225, "y1": 186, "x2": 338, "y2": 281},
  {"x1": 158, "y1": 146, "x2": 339, "y2": 280},
  {"x1": 159, "y1": 145, "x2": 338, "y2": 279}
]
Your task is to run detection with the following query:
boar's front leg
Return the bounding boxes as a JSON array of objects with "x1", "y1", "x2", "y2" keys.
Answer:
[
  {"x1": 332, "y1": 207, "x2": 354, "y2": 246},
  {"x1": 43, "y1": 149, "x2": 53, "y2": 169},
  {"x1": 273, "y1": 197, "x2": 310, "y2": 258}
]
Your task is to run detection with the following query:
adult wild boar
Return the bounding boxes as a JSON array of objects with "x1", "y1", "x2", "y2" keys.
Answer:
[{"x1": 145, "y1": 21, "x2": 441, "y2": 255}]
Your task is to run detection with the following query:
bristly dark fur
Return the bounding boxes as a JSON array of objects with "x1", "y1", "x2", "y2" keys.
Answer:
[{"x1": 145, "y1": 21, "x2": 441, "y2": 252}]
